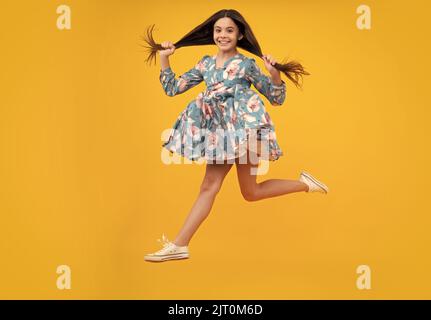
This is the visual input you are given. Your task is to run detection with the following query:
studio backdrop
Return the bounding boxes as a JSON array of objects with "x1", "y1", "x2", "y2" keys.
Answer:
[{"x1": 1, "y1": 0, "x2": 430, "y2": 299}]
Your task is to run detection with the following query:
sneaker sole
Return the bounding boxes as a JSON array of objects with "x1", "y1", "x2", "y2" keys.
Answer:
[
  {"x1": 144, "y1": 253, "x2": 189, "y2": 262},
  {"x1": 301, "y1": 171, "x2": 329, "y2": 193}
]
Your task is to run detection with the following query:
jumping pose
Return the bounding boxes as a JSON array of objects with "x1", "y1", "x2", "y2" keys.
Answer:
[{"x1": 142, "y1": 9, "x2": 329, "y2": 262}]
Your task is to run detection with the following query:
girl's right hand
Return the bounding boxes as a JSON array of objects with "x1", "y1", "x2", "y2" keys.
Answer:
[{"x1": 159, "y1": 41, "x2": 176, "y2": 57}]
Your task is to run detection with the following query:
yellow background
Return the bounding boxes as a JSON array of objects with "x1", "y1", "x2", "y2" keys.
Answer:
[{"x1": 1, "y1": 0, "x2": 430, "y2": 299}]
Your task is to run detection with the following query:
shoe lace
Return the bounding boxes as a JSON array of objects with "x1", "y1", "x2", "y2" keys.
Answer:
[
  {"x1": 154, "y1": 233, "x2": 174, "y2": 254},
  {"x1": 157, "y1": 233, "x2": 171, "y2": 247}
]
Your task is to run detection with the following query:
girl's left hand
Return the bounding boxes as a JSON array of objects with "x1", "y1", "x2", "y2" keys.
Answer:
[{"x1": 262, "y1": 54, "x2": 280, "y2": 77}]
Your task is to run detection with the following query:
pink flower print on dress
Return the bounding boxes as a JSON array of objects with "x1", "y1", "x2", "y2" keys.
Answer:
[
  {"x1": 218, "y1": 102, "x2": 226, "y2": 112},
  {"x1": 243, "y1": 113, "x2": 256, "y2": 124},
  {"x1": 273, "y1": 89, "x2": 282, "y2": 97},
  {"x1": 178, "y1": 78, "x2": 188, "y2": 91},
  {"x1": 226, "y1": 121, "x2": 235, "y2": 132},
  {"x1": 223, "y1": 59, "x2": 242, "y2": 80},
  {"x1": 196, "y1": 60, "x2": 206, "y2": 73},
  {"x1": 231, "y1": 111, "x2": 237, "y2": 125},
  {"x1": 210, "y1": 82, "x2": 225, "y2": 95},
  {"x1": 246, "y1": 95, "x2": 261, "y2": 113},
  {"x1": 207, "y1": 131, "x2": 219, "y2": 151},
  {"x1": 191, "y1": 124, "x2": 199, "y2": 136},
  {"x1": 264, "y1": 112, "x2": 273, "y2": 125},
  {"x1": 209, "y1": 131, "x2": 218, "y2": 144},
  {"x1": 195, "y1": 93, "x2": 203, "y2": 108},
  {"x1": 201, "y1": 101, "x2": 213, "y2": 118},
  {"x1": 255, "y1": 82, "x2": 263, "y2": 90}
]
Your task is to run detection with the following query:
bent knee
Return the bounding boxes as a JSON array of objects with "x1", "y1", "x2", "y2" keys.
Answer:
[{"x1": 241, "y1": 188, "x2": 260, "y2": 202}]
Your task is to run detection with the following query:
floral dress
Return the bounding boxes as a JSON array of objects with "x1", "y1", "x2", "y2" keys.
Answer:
[{"x1": 159, "y1": 52, "x2": 286, "y2": 162}]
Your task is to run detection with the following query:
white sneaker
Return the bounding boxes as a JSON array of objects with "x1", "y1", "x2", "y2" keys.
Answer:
[
  {"x1": 299, "y1": 171, "x2": 329, "y2": 194},
  {"x1": 144, "y1": 234, "x2": 189, "y2": 262}
]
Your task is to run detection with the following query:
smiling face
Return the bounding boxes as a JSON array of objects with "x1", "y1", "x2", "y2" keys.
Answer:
[{"x1": 213, "y1": 17, "x2": 243, "y2": 53}]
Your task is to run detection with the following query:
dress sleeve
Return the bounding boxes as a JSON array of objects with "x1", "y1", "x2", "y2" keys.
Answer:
[
  {"x1": 159, "y1": 55, "x2": 208, "y2": 97},
  {"x1": 245, "y1": 58, "x2": 286, "y2": 106}
]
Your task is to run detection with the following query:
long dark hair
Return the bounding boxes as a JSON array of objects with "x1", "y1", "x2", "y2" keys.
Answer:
[{"x1": 141, "y1": 9, "x2": 310, "y2": 89}]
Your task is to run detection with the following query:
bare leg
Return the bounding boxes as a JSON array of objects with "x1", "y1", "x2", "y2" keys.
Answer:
[
  {"x1": 235, "y1": 150, "x2": 308, "y2": 202},
  {"x1": 173, "y1": 161, "x2": 233, "y2": 246}
]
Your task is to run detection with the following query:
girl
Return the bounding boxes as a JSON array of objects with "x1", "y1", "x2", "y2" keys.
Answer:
[{"x1": 142, "y1": 9, "x2": 329, "y2": 262}]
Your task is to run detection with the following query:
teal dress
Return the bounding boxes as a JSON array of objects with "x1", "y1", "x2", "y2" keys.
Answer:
[{"x1": 159, "y1": 52, "x2": 286, "y2": 162}]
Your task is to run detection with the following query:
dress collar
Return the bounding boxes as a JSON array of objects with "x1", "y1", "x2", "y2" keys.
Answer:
[{"x1": 212, "y1": 53, "x2": 242, "y2": 70}]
